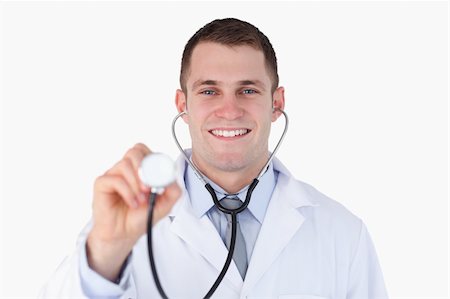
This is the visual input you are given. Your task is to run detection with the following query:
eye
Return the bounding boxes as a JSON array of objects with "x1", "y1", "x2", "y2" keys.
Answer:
[
  {"x1": 200, "y1": 90, "x2": 217, "y2": 95},
  {"x1": 242, "y1": 89, "x2": 257, "y2": 95}
]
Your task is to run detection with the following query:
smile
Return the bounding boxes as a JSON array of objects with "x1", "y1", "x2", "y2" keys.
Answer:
[{"x1": 209, "y1": 129, "x2": 250, "y2": 138}]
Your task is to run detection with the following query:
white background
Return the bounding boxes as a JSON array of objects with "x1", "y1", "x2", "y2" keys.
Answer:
[{"x1": 0, "y1": 1, "x2": 448, "y2": 298}]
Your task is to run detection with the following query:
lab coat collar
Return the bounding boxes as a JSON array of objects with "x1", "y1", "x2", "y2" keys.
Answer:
[{"x1": 272, "y1": 157, "x2": 319, "y2": 209}]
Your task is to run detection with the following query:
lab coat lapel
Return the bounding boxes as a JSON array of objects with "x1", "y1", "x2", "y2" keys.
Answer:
[
  {"x1": 169, "y1": 194, "x2": 244, "y2": 292},
  {"x1": 169, "y1": 153, "x2": 243, "y2": 292},
  {"x1": 241, "y1": 160, "x2": 316, "y2": 296}
]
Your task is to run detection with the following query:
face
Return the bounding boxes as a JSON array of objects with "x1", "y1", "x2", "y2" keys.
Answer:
[{"x1": 176, "y1": 42, "x2": 285, "y2": 177}]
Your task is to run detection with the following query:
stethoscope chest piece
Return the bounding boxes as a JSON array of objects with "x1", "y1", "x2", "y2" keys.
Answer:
[{"x1": 139, "y1": 153, "x2": 176, "y2": 194}]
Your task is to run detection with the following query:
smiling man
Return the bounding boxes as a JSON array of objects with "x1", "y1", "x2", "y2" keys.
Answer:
[
  {"x1": 40, "y1": 18, "x2": 388, "y2": 299},
  {"x1": 176, "y1": 41, "x2": 284, "y2": 193}
]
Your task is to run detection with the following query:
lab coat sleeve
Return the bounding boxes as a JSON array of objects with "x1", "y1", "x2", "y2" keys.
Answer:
[
  {"x1": 346, "y1": 222, "x2": 389, "y2": 299},
  {"x1": 38, "y1": 222, "x2": 137, "y2": 299},
  {"x1": 78, "y1": 238, "x2": 133, "y2": 298}
]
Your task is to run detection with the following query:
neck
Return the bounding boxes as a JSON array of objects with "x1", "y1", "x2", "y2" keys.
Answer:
[{"x1": 191, "y1": 153, "x2": 269, "y2": 194}]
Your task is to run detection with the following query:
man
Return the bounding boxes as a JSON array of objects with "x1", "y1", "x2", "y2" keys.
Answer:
[{"x1": 40, "y1": 18, "x2": 388, "y2": 298}]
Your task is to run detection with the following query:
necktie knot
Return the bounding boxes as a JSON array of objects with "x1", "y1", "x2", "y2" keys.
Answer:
[
  {"x1": 220, "y1": 196, "x2": 242, "y2": 209},
  {"x1": 220, "y1": 197, "x2": 242, "y2": 222}
]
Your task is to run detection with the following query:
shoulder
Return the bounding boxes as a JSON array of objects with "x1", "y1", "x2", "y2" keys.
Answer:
[
  {"x1": 298, "y1": 180, "x2": 362, "y2": 228},
  {"x1": 291, "y1": 179, "x2": 367, "y2": 257},
  {"x1": 274, "y1": 158, "x2": 364, "y2": 236}
]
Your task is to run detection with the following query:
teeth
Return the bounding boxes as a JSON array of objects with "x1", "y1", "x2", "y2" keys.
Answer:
[{"x1": 211, "y1": 129, "x2": 248, "y2": 137}]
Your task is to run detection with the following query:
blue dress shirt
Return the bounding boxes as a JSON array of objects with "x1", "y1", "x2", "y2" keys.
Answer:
[{"x1": 185, "y1": 159, "x2": 278, "y2": 261}]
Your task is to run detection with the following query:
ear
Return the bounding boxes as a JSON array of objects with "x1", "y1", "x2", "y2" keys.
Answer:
[
  {"x1": 271, "y1": 86, "x2": 285, "y2": 122},
  {"x1": 175, "y1": 89, "x2": 189, "y2": 124}
]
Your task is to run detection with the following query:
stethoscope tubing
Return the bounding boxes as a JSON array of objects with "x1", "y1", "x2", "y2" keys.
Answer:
[
  {"x1": 147, "y1": 108, "x2": 289, "y2": 298},
  {"x1": 147, "y1": 191, "x2": 239, "y2": 299},
  {"x1": 147, "y1": 192, "x2": 168, "y2": 299},
  {"x1": 205, "y1": 178, "x2": 259, "y2": 215}
]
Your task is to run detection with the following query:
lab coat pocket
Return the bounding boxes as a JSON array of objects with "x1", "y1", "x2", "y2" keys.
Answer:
[{"x1": 278, "y1": 295, "x2": 327, "y2": 299}]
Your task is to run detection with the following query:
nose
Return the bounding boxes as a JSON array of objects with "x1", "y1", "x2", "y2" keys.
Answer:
[{"x1": 214, "y1": 94, "x2": 244, "y2": 120}]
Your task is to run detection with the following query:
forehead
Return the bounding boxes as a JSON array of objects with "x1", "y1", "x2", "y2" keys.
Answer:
[{"x1": 187, "y1": 42, "x2": 271, "y2": 88}]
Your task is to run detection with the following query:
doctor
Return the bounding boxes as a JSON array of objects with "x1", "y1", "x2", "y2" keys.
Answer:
[{"x1": 40, "y1": 18, "x2": 388, "y2": 298}]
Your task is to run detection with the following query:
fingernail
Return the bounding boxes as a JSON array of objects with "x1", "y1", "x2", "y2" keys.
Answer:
[{"x1": 139, "y1": 193, "x2": 146, "y2": 203}]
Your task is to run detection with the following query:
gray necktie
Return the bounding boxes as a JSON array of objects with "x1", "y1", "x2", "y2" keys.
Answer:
[{"x1": 220, "y1": 197, "x2": 248, "y2": 279}]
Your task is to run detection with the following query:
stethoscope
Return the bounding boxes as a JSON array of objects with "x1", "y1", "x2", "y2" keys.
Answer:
[{"x1": 139, "y1": 107, "x2": 289, "y2": 299}]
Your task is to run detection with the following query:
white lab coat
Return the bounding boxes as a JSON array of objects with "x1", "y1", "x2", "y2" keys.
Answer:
[{"x1": 39, "y1": 156, "x2": 388, "y2": 299}]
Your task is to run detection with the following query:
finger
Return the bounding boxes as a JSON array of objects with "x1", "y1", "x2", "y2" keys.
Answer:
[
  {"x1": 95, "y1": 175, "x2": 139, "y2": 209},
  {"x1": 124, "y1": 143, "x2": 151, "y2": 170},
  {"x1": 133, "y1": 143, "x2": 151, "y2": 155},
  {"x1": 107, "y1": 159, "x2": 144, "y2": 203}
]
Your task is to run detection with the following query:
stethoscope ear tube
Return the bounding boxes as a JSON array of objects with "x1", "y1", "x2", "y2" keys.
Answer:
[
  {"x1": 172, "y1": 108, "x2": 289, "y2": 183},
  {"x1": 171, "y1": 111, "x2": 208, "y2": 185}
]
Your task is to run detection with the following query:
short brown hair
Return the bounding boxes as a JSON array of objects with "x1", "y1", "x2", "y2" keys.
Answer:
[{"x1": 180, "y1": 18, "x2": 279, "y2": 93}]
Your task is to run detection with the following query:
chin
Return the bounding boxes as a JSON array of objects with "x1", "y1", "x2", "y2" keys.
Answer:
[{"x1": 213, "y1": 153, "x2": 249, "y2": 172}]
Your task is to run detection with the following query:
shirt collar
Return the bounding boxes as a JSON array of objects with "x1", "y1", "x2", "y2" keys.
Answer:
[{"x1": 185, "y1": 156, "x2": 277, "y2": 224}]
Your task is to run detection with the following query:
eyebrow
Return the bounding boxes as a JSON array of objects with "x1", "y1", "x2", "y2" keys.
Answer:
[
  {"x1": 192, "y1": 79, "x2": 267, "y2": 91},
  {"x1": 238, "y1": 80, "x2": 266, "y2": 90},
  {"x1": 192, "y1": 80, "x2": 218, "y2": 90}
]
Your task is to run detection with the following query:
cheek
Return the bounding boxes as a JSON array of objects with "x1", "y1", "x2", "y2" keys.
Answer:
[
  {"x1": 259, "y1": 116, "x2": 275, "y2": 139},
  {"x1": 254, "y1": 107, "x2": 273, "y2": 126},
  {"x1": 190, "y1": 106, "x2": 214, "y2": 125},
  {"x1": 186, "y1": 109, "x2": 208, "y2": 134}
]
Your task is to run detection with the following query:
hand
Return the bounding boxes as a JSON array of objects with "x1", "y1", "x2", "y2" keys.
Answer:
[{"x1": 86, "y1": 143, "x2": 181, "y2": 281}]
